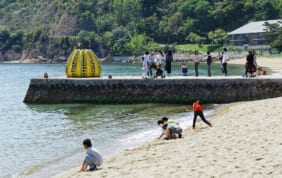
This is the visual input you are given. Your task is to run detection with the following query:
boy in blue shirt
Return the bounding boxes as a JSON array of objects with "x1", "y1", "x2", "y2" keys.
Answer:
[{"x1": 80, "y1": 138, "x2": 103, "y2": 172}]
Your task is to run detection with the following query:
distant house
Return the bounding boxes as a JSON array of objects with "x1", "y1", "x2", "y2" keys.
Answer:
[{"x1": 228, "y1": 19, "x2": 281, "y2": 46}]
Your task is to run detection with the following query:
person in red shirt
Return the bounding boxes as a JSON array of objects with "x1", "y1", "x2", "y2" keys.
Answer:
[{"x1": 192, "y1": 100, "x2": 212, "y2": 130}]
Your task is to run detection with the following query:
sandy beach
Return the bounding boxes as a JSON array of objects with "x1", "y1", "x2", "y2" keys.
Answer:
[{"x1": 53, "y1": 56, "x2": 282, "y2": 178}]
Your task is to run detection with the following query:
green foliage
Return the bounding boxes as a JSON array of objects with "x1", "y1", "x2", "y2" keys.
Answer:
[
  {"x1": 0, "y1": 28, "x2": 23, "y2": 52},
  {"x1": 263, "y1": 21, "x2": 282, "y2": 53},
  {"x1": 208, "y1": 29, "x2": 228, "y2": 44},
  {"x1": 206, "y1": 45, "x2": 223, "y2": 52},
  {"x1": 0, "y1": 0, "x2": 281, "y2": 57},
  {"x1": 126, "y1": 33, "x2": 150, "y2": 56},
  {"x1": 186, "y1": 32, "x2": 206, "y2": 45},
  {"x1": 176, "y1": 44, "x2": 214, "y2": 53}
]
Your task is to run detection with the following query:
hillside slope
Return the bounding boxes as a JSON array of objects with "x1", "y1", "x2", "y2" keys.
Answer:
[{"x1": 0, "y1": 0, "x2": 281, "y2": 62}]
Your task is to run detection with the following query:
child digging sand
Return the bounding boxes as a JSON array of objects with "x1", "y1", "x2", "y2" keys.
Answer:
[{"x1": 80, "y1": 138, "x2": 103, "y2": 172}]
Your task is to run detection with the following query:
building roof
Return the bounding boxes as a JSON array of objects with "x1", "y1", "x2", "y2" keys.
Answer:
[{"x1": 228, "y1": 19, "x2": 282, "y2": 35}]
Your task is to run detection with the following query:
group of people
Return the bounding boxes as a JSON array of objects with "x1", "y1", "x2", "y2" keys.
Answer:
[
  {"x1": 142, "y1": 50, "x2": 174, "y2": 79},
  {"x1": 141, "y1": 48, "x2": 266, "y2": 78},
  {"x1": 157, "y1": 100, "x2": 212, "y2": 140},
  {"x1": 181, "y1": 50, "x2": 214, "y2": 77},
  {"x1": 78, "y1": 100, "x2": 212, "y2": 172},
  {"x1": 142, "y1": 48, "x2": 232, "y2": 78}
]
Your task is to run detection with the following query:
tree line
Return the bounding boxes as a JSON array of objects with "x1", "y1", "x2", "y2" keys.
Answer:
[{"x1": 0, "y1": 0, "x2": 281, "y2": 59}]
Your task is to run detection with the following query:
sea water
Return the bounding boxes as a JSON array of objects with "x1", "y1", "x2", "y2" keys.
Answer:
[{"x1": 0, "y1": 63, "x2": 243, "y2": 178}]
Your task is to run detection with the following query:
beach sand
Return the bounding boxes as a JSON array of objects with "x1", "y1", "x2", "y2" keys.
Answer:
[{"x1": 54, "y1": 57, "x2": 282, "y2": 178}]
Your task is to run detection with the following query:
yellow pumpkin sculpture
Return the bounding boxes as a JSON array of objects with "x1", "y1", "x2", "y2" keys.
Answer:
[{"x1": 66, "y1": 49, "x2": 101, "y2": 78}]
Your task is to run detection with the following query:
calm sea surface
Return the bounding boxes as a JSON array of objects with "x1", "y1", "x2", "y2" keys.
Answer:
[{"x1": 0, "y1": 62, "x2": 243, "y2": 178}]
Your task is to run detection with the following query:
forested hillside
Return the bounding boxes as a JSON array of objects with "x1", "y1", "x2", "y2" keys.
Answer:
[{"x1": 0, "y1": 0, "x2": 281, "y2": 61}]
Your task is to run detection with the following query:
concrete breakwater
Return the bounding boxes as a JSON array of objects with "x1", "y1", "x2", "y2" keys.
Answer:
[{"x1": 23, "y1": 77, "x2": 282, "y2": 104}]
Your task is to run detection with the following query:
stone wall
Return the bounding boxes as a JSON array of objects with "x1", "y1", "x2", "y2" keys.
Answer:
[{"x1": 23, "y1": 78, "x2": 282, "y2": 104}]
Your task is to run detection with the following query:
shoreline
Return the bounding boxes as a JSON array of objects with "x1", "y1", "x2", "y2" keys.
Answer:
[
  {"x1": 53, "y1": 56, "x2": 282, "y2": 178},
  {"x1": 1, "y1": 53, "x2": 281, "y2": 64},
  {"x1": 30, "y1": 109, "x2": 214, "y2": 178},
  {"x1": 53, "y1": 98, "x2": 282, "y2": 177}
]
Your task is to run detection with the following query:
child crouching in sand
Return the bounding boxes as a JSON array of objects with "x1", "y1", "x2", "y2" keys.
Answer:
[
  {"x1": 157, "y1": 117, "x2": 182, "y2": 139},
  {"x1": 80, "y1": 138, "x2": 103, "y2": 172}
]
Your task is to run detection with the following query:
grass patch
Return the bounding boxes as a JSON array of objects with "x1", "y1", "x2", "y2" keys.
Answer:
[
  {"x1": 176, "y1": 44, "x2": 223, "y2": 53},
  {"x1": 176, "y1": 44, "x2": 209, "y2": 52}
]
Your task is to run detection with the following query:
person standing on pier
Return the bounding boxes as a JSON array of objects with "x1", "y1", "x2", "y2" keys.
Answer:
[
  {"x1": 156, "y1": 51, "x2": 164, "y2": 68},
  {"x1": 206, "y1": 51, "x2": 212, "y2": 77},
  {"x1": 218, "y1": 52, "x2": 224, "y2": 74},
  {"x1": 165, "y1": 50, "x2": 173, "y2": 77},
  {"x1": 193, "y1": 50, "x2": 201, "y2": 77},
  {"x1": 222, "y1": 48, "x2": 229, "y2": 76},
  {"x1": 245, "y1": 50, "x2": 254, "y2": 77},
  {"x1": 143, "y1": 52, "x2": 150, "y2": 78},
  {"x1": 141, "y1": 57, "x2": 147, "y2": 78}
]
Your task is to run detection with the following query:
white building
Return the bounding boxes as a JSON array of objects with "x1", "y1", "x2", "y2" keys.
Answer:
[{"x1": 228, "y1": 19, "x2": 281, "y2": 46}]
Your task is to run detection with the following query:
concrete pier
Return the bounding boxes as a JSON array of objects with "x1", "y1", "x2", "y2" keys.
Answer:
[{"x1": 23, "y1": 76, "x2": 282, "y2": 104}]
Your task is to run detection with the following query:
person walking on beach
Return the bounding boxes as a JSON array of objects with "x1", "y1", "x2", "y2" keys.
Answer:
[
  {"x1": 165, "y1": 50, "x2": 173, "y2": 77},
  {"x1": 207, "y1": 51, "x2": 212, "y2": 77},
  {"x1": 222, "y1": 48, "x2": 229, "y2": 76},
  {"x1": 192, "y1": 100, "x2": 212, "y2": 130},
  {"x1": 80, "y1": 138, "x2": 103, "y2": 172},
  {"x1": 181, "y1": 63, "x2": 188, "y2": 76},
  {"x1": 193, "y1": 50, "x2": 201, "y2": 77}
]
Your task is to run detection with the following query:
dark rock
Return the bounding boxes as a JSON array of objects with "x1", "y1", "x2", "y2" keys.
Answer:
[{"x1": 24, "y1": 78, "x2": 282, "y2": 104}]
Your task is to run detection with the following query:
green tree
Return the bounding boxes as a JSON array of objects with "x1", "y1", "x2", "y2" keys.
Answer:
[
  {"x1": 126, "y1": 33, "x2": 150, "y2": 56},
  {"x1": 186, "y1": 32, "x2": 206, "y2": 45},
  {"x1": 264, "y1": 21, "x2": 282, "y2": 53},
  {"x1": 0, "y1": 28, "x2": 10, "y2": 50},
  {"x1": 208, "y1": 28, "x2": 227, "y2": 44}
]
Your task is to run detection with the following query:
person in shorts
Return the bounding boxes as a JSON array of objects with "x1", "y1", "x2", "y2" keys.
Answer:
[
  {"x1": 80, "y1": 138, "x2": 103, "y2": 172},
  {"x1": 162, "y1": 117, "x2": 183, "y2": 139}
]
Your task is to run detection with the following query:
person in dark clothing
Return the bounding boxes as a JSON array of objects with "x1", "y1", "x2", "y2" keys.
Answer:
[
  {"x1": 156, "y1": 67, "x2": 163, "y2": 77},
  {"x1": 222, "y1": 48, "x2": 229, "y2": 76},
  {"x1": 245, "y1": 51, "x2": 254, "y2": 77},
  {"x1": 192, "y1": 100, "x2": 212, "y2": 130},
  {"x1": 207, "y1": 51, "x2": 212, "y2": 77},
  {"x1": 181, "y1": 63, "x2": 188, "y2": 76},
  {"x1": 165, "y1": 50, "x2": 173, "y2": 76}
]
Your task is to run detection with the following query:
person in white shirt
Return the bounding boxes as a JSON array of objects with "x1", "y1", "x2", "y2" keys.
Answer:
[
  {"x1": 141, "y1": 57, "x2": 147, "y2": 78},
  {"x1": 80, "y1": 139, "x2": 103, "y2": 172},
  {"x1": 156, "y1": 51, "x2": 164, "y2": 67},
  {"x1": 222, "y1": 48, "x2": 229, "y2": 76}
]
